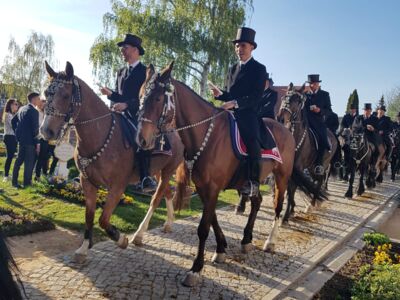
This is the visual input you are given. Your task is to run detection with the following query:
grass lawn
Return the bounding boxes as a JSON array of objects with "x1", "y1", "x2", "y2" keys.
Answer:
[{"x1": 0, "y1": 155, "x2": 270, "y2": 240}]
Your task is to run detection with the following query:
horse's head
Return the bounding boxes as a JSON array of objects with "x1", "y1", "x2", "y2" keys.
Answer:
[
  {"x1": 136, "y1": 61, "x2": 175, "y2": 150},
  {"x1": 350, "y1": 117, "x2": 365, "y2": 150},
  {"x1": 277, "y1": 82, "x2": 306, "y2": 129},
  {"x1": 41, "y1": 61, "x2": 81, "y2": 141},
  {"x1": 339, "y1": 127, "x2": 352, "y2": 147}
]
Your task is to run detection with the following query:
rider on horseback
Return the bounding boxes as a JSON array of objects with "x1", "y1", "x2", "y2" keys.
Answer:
[
  {"x1": 258, "y1": 72, "x2": 278, "y2": 119},
  {"x1": 211, "y1": 27, "x2": 267, "y2": 197},
  {"x1": 359, "y1": 103, "x2": 380, "y2": 160},
  {"x1": 340, "y1": 103, "x2": 358, "y2": 134},
  {"x1": 376, "y1": 104, "x2": 393, "y2": 161},
  {"x1": 305, "y1": 74, "x2": 332, "y2": 175},
  {"x1": 100, "y1": 34, "x2": 157, "y2": 192}
]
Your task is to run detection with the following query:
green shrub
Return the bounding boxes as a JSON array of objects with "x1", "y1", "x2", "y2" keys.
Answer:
[
  {"x1": 362, "y1": 232, "x2": 391, "y2": 246},
  {"x1": 351, "y1": 263, "x2": 400, "y2": 300}
]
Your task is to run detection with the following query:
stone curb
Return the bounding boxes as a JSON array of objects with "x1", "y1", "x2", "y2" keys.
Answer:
[{"x1": 279, "y1": 189, "x2": 400, "y2": 300}]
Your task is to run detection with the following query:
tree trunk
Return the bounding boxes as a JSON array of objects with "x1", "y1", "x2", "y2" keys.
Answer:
[{"x1": 199, "y1": 61, "x2": 210, "y2": 98}]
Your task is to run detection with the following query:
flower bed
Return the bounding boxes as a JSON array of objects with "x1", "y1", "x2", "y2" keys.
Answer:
[
  {"x1": 0, "y1": 207, "x2": 55, "y2": 236},
  {"x1": 37, "y1": 179, "x2": 134, "y2": 207},
  {"x1": 314, "y1": 232, "x2": 400, "y2": 299}
]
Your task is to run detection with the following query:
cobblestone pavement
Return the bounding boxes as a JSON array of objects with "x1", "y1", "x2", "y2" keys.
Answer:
[{"x1": 21, "y1": 178, "x2": 400, "y2": 299}]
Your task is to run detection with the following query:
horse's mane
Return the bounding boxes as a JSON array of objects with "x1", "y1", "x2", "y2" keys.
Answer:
[{"x1": 173, "y1": 79, "x2": 224, "y2": 112}]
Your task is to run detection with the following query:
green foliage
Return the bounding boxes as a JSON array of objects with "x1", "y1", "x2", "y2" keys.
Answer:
[
  {"x1": 90, "y1": 0, "x2": 253, "y2": 97},
  {"x1": 363, "y1": 232, "x2": 391, "y2": 246},
  {"x1": 386, "y1": 87, "x2": 400, "y2": 119},
  {"x1": 346, "y1": 89, "x2": 359, "y2": 113},
  {"x1": 351, "y1": 263, "x2": 400, "y2": 300},
  {"x1": 0, "y1": 31, "x2": 56, "y2": 102}
]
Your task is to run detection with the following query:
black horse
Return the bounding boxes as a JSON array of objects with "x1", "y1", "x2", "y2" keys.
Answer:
[
  {"x1": 344, "y1": 117, "x2": 374, "y2": 198},
  {"x1": 390, "y1": 128, "x2": 400, "y2": 181},
  {"x1": 0, "y1": 232, "x2": 24, "y2": 300}
]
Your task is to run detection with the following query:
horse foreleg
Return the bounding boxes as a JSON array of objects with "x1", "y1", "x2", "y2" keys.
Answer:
[
  {"x1": 235, "y1": 190, "x2": 247, "y2": 215},
  {"x1": 182, "y1": 189, "x2": 218, "y2": 287},
  {"x1": 211, "y1": 213, "x2": 228, "y2": 263},
  {"x1": 345, "y1": 164, "x2": 355, "y2": 198},
  {"x1": 264, "y1": 174, "x2": 287, "y2": 252},
  {"x1": 130, "y1": 176, "x2": 171, "y2": 245},
  {"x1": 358, "y1": 164, "x2": 366, "y2": 195},
  {"x1": 99, "y1": 187, "x2": 128, "y2": 249},
  {"x1": 74, "y1": 178, "x2": 97, "y2": 263},
  {"x1": 240, "y1": 192, "x2": 262, "y2": 253},
  {"x1": 282, "y1": 181, "x2": 296, "y2": 225}
]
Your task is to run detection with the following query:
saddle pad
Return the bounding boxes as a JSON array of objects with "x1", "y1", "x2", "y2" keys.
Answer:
[
  {"x1": 119, "y1": 113, "x2": 172, "y2": 156},
  {"x1": 228, "y1": 113, "x2": 282, "y2": 163}
]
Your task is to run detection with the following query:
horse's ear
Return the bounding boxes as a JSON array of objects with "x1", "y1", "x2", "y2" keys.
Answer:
[
  {"x1": 288, "y1": 82, "x2": 294, "y2": 91},
  {"x1": 45, "y1": 61, "x2": 57, "y2": 78},
  {"x1": 146, "y1": 64, "x2": 155, "y2": 80},
  {"x1": 65, "y1": 61, "x2": 74, "y2": 79},
  {"x1": 159, "y1": 61, "x2": 174, "y2": 82}
]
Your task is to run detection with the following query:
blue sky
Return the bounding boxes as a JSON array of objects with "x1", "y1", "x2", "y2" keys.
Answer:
[{"x1": 0, "y1": 0, "x2": 399, "y2": 113}]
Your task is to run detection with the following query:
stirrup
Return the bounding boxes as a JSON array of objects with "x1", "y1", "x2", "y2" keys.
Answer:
[{"x1": 314, "y1": 165, "x2": 324, "y2": 176}]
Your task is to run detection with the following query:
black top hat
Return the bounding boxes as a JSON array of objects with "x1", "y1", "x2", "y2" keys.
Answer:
[
  {"x1": 377, "y1": 104, "x2": 386, "y2": 111},
  {"x1": 307, "y1": 74, "x2": 321, "y2": 83},
  {"x1": 117, "y1": 34, "x2": 145, "y2": 55},
  {"x1": 363, "y1": 103, "x2": 372, "y2": 110},
  {"x1": 232, "y1": 27, "x2": 257, "y2": 49},
  {"x1": 350, "y1": 103, "x2": 358, "y2": 109}
]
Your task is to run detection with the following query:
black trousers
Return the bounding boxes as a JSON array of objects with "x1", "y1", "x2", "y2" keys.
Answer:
[
  {"x1": 48, "y1": 145, "x2": 59, "y2": 175},
  {"x1": 35, "y1": 139, "x2": 49, "y2": 177},
  {"x1": 235, "y1": 110, "x2": 261, "y2": 183},
  {"x1": 3, "y1": 134, "x2": 17, "y2": 177},
  {"x1": 136, "y1": 149, "x2": 152, "y2": 180},
  {"x1": 12, "y1": 145, "x2": 36, "y2": 186},
  {"x1": 308, "y1": 114, "x2": 330, "y2": 150}
]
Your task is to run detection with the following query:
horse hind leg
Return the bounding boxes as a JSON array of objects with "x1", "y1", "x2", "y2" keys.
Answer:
[
  {"x1": 130, "y1": 173, "x2": 171, "y2": 245},
  {"x1": 74, "y1": 178, "x2": 97, "y2": 263},
  {"x1": 281, "y1": 181, "x2": 296, "y2": 225},
  {"x1": 264, "y1": 171, "x2": 287, "y2": 252},
  {"x1": 99, "y1": 187, "x2": 129, "y2": 249}
]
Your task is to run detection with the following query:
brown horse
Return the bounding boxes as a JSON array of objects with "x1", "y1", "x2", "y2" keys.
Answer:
[
  {"x1": 278, "y1": 83, "x2": 337, "y2": 223},
  {"x1": 136, "y1": 62, "x2": 319, "y2": 287},
  {"x1": 40, "y1": 62, "x2": 185, "y2": 262}
]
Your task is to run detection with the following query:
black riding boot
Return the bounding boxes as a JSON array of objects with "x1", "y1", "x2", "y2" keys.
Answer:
[
  {"x1": 314, "y1": 148, "x2": 325, "y2": 176},
  {"x1": 241, "y1": 158, "x2": 260, "y2": 197},
  {"x1": 136, "y1": 149, "x2": 157, "y2": 192}
]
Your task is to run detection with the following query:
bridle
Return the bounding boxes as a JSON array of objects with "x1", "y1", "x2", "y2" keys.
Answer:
[
  {"x1": 43, "y1": 75, "x2": 114, "y2": 179},
  {"x1": 280, "y1": 90, "x2": 307, "y2": 152}
]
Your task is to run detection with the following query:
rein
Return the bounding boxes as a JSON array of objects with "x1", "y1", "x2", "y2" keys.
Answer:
[{"x1": 44, "y1": 76, "x2": 115, "y2": 178}]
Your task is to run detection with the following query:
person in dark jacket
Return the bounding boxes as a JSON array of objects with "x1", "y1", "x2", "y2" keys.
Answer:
[
  {"x1": 11, "y1": 92, "x2": 40, "y2": 188},
  {"x1": 325, "y1": 111, "x2": 339, "y2": 135},
  {"x1": 211, "y1": 27, "x2": 267, "y2": 197},
  {"x1": 377, "y1": 104, "x2": 393, "y2": 160},
  {"x1": 305, "y1": 74, "x2": 332, "y2": 175},
  {"x1": 100, "y1": 34, "x2": 156, "y2": 192},
  {"x1": 258, "y1": 72, "x2": 277, "y2": 119},
  {"x1": 340, "y1": 103, "x2": 358, "y2": 134},
  {"x1": 359, "y1": 103, "x2": 380, "y2": 153}
]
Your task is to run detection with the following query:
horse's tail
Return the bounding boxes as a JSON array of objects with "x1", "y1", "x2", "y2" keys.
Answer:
[
  {"x1": 172, "y1": 161, "x2": 191, "y2": 211},
  {"x1": 0, "y1": 231, "x2": 24, "y2": 300},
  {"x1": 291, "y1": 168, "x2": 328, "y2": 201}
]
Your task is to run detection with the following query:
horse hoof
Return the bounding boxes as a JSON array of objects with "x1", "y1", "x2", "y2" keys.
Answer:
[
  {"x1": 315, "y1": 201, "x2": 322, "y2": 209},
  {"x1": 241, "y1": 243, "x2": 253, "y2": 254},
  {"x1": 235, "y1": 207, "x2": 245, "y2": 215},
  {"x1": 181, "y1": 271, "x2": 201, "y2": 287},
  {"x1": 73, "y1": 253, "x2": 87, "y2": 264},
  {"x1": 263, "y1": 242, "x2": 275, "y2": 253},
  {"x1": 280, "y1": 220, "x2": 289, "y2": 228},
  {"x1": 211, "y1": 252, "x2": 226, "y2": 264},
  {"x1": 117, "y1": 235, "x2": 129, "y2": 249},
  {"x1": 129, "y1": 234, "x2": 143, "y2": 246},
  {"x1": 163, "y1": 223, "x2": 172, "y2": 233}
]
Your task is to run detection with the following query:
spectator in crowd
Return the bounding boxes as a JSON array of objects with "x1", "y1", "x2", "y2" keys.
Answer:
[
  {"x1": 2, "y1": 99, "x2": 19, "y2": 182},
  {"x1": 34, "y1": 98, "x2": 49, "y2": 180},
  {"x1": 11, "y1": 92, "x2": 40, "y2": 188}
]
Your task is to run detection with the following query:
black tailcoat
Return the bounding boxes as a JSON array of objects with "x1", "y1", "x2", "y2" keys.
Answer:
[
  {"x1": 216, "y1": 57, "x2": 267, "y2": 155},
  {"x1": 325, "y1": 111, "x2": 339, "y2": 134},
  {"x1": 258, "y1": 87, "x2": 278, "y2": 119},
  {"x1": 108, "y1": 62, "x2": 146, "y2": 120},
  {"x1": 305, "y1": 89, "x2": 332, "y2": 150},
  {"x1": 377, "y1": 115, "x2": 393, "y2": 136},
  {"x1": 341, "y1": 112, "x2": 358, "y2": 130}
]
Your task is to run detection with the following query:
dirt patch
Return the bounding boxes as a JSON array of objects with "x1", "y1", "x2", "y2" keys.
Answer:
[
  {"x1": 314, "y1": 242, "x2": 400, "y2": 300},
  {"x1": 8, "y1": 227, "x2": 82, "y2": 272}
]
